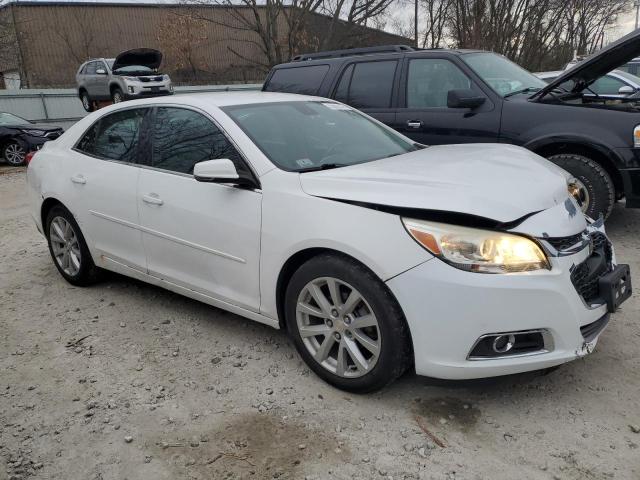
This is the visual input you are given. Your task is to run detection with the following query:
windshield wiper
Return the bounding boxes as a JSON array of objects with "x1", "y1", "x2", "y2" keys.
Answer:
[
  {"x1": 297, "y1": 163, "x2": 345, "y2": 173},
  {"x1": 504, "y1": 87, "x2": 542, "y2": 98}
]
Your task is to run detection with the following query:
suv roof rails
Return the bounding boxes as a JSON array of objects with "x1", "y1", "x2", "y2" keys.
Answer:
[{"x1": 292, "y1": 45, "x2": 414, "y2": 62}]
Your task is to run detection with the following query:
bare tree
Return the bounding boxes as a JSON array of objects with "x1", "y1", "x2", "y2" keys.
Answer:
[{"x1": 49, "y1": 7, "x2": 101, "y2": 63}]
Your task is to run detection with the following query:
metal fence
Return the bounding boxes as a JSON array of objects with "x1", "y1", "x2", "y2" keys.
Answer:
[{"x1": 0, "y1": 84, "x2": 263, "y2": 122}]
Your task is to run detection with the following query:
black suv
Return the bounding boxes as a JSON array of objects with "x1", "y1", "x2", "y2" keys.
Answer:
[{"x1": 263, "y1": 33, "x2": 640, "y2": 220}]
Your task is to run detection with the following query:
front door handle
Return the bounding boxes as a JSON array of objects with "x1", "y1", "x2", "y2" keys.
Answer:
[
  {"x1": 70, "y1": 174, "x2": 86, "y2": 185},
  {"x1": 142, "y1": 193, "x2": 163, "y2": 206},
  {"x1": 406, "y1": 120, "x2": 423, "y2": 129}
]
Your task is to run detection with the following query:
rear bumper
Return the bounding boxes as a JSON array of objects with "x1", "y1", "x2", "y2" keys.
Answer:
[{"x1": 386, "y1": 247, "x2": 611, "y2": 380}]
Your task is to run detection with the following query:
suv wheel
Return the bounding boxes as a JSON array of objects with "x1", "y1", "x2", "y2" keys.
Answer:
[
  {"x1": 547, "y1": 153, "x2": 615, "y2": 220},
  {"x1": 45, "y1": 205, "x2": 102, "y2": 286},
  {"x1": 3, "y1": 141, "x2": 26, "y2": 166},
  {"x1": 80, "y1": 92, "x2": 94, "y2": 112},
  {"x1": 111, "y1": 87, "x2": 124, "y2": 104},
  {"x1": 285, "y1": 253, "x2": 412, "y2": 393}
]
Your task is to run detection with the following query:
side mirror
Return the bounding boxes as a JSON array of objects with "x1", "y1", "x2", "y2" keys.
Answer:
[
  {"x1": 447, "y1": 89, "x2": 486, "y2": 109},
  {"x1": 96, "y1": 68, "x2": 107, "y2": 75},
  {"x1": 194, "y1": 159, "x2": 254, "y2": 187},
  {"x1": 618, "y1": 85, "x2": 635, "y2": 95}
]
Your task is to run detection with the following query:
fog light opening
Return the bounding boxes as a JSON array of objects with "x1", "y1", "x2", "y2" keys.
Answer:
[{"x1": 492, "y1": 334, "x2": 515, "y2": 353}]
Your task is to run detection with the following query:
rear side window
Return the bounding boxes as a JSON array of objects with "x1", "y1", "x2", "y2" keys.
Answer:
[
  {"x1": 333, "y1": 60, "x2": 397, "y2": 109},
  {"x1": 76, "y1": 108, "x2": 147, "y2": 162},
  {"x1": 151, "y1": 107, "x2": 247, "y2": 176},
  {"x1": 265, "y1": 65, "x2": 330, "y2": 95}
]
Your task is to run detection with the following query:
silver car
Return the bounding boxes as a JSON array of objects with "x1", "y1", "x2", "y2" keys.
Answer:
[{"x1": 76, "y1": 48, "x2": 173, "y2": 112}]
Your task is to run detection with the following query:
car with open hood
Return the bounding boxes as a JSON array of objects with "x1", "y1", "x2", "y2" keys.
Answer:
[
  {"x1": 76, "y1": 48, "x2": 172, "y2": 112},
  {"x1": 263, "y1": 30, "x2": 640, "y2": 221},
  {"x1": 25, "y1": 92, "x2": 631, "y2": 392}
]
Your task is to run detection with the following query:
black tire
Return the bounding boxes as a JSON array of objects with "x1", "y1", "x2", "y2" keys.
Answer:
[
  {"x1": 80, "y1": 91, "x2": 94, "y2": 112},
  {"x1": 285, "y1": 253, "x2": 412, "y2": 393},
  {"x1": 547, "y1": 153, "x2": 615, "y2": 220},
  {"x1": 45, "y1": 205, "x2": 102, "y2": 286},
  {"x1": 111, "y1": 87, "x2": 124, "y2": 104},
  {"x1": 2, "y1": 141, "x2": 26, "y2": 166}
]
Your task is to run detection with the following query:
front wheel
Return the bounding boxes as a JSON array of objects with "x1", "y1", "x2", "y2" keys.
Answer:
[
  {"x1": 111, "y1": 87, "x2": 124, "y2": 104},
  {"x1": 547, "y1": 153, "x2": 615, "y2": 220},
  {"x1": 80, "y1": 92, "x2": 94, "y2": 112},
  {"x1": 285, "y1": 254, "x2": 412, "y2": 393},
  {"x1": 46, "y1": 205, "x2": 102, "y2": 286},
  {"x1": 3, "y1": 141, "x2": 26, "y2": 166}
]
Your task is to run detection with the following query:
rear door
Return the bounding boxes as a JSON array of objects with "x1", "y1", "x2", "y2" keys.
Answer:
[
  {"x1": 137, "y1": 106, "x2": 262, "y2": 311},
  {"x1": 67, "y1": 107, "x2": 149, "y2": 270},
  {"x1": 329, "y1": 58, "x2": 400, "y2": 126},
  {"x1": 393, "y1": 54, "x2": 501, "y2": 144}
]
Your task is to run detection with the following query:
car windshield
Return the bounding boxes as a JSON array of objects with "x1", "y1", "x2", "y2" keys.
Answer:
[
  {"x1": 106, "y1": 59, "x2": 115, "y2": 68},
  {"x1": 223, "y1": 101, "x2": 418, "y2": 172},
  {"x1": 462, "y1": 52, "x2": 546, "y2": 97},
  {"x1": 0, "y1": 112, "x2": 29, "y2": 125},
  {"x1": 113, "y1": 65, "x2": 154, "y2": 74}
]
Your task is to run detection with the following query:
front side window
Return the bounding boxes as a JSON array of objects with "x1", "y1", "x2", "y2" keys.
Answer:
[
  {"x1": 76, "y1": 108, "x2": 147, "y2": 162},
  {"x1": 265, "y1": 65, "x2": 330, "y2": 95},
  {"x1": 152, "y1": 107, "x2": 246, "y2": 175},
  {"x1": 334, "y1": 61, "x2": 397, "y2": 109},
  {"x1": 589, "y1": 75, "x2": 628, "y2": 95},
  {"x1": 406, "y1": 58, "x2": 473, "y2": 108},
  {"x1": 84, "y1": 62, "x2": 97, "y2": 75},
  {"x1": 462, "y1": 52, "x2": 545, "y2": 97},
  {"x1": 223, "y1": 100, "x2": 416, "y2": 172}
]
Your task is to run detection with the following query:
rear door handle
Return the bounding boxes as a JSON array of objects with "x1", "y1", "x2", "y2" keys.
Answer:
[
  {"x1": 70, "y1": 174, "x2": 86, "y2": 185},
  {"x1": 406, "y1": 120, "x2": 423, "y2": 129},
  {"x1": 142, "y1": 193, "x2": 163, "y2": 206}
]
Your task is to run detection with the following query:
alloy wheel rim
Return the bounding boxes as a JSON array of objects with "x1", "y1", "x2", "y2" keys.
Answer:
[
  {"x1": 49, "y1": 216, "x2": 81, "y2": 276},
  {"x1": 296, "y1": 277, "x2": 381, "y2": 378},
  {"x1": 113, "y1": 92, "x2": 122, "y2": 103},
  {"x1": 5, "y1": 143, "x2": 25, "y2": 165},
  {"x1": 82, "y1": 95, "x2": 90, "y2": 109}
]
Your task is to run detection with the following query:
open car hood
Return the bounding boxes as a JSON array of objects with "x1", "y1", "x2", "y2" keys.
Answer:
[
  {"x1": 300, "y1": 144, "x2": 580, "y2": 233},
  {"x1": 112, "y1": 48, "x2": 162, "y2": 71},
  {"x1": 534, "y1": 29, "x2": 640, "y2": 98}
]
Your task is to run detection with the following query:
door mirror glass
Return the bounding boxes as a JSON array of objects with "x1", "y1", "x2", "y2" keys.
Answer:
[
  {"x1": 447, "y1": 89, "x2": 486, "y2": 109},
  {"x1": 618, "y1": 85, "x2": 635, "y2": 95},
  {"x1": 96, "y1": 68, "x2": 107, "y2": 75},
  {"x1": 194, "y1": 159, "x2": 240, "y2": 183}
]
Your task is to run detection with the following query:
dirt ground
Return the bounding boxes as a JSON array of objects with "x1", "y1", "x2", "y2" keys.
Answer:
[{"x1": 1, "y1": 166, "x2": 639, "y2": 480}]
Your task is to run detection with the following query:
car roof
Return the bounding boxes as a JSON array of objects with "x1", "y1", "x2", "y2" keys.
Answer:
[{"x1": 95, "y1": 91, "x2": 328, "y2": 111}]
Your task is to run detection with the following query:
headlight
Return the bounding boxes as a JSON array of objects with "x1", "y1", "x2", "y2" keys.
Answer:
[
  {"x1": 20, "y1": 129, "x2": 46, "y2": 137},
  {"x1": 402, "y1": 218, "x2": 550, "y2": 273},
  {"x1": 124, "y1": 76, "x2": 139, "y2": 82},
  {"x1": 634, "y1": 125, "x2": 640, "y2": 148}
]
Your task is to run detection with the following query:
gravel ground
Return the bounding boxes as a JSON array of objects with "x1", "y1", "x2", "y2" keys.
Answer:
[{"x1": 1, "y1": 167, "x2": 639, "y2": 480}]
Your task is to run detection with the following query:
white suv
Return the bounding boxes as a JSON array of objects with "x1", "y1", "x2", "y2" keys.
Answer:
[{"x1": 76, "y1": 48, "x2": 173, "y2": 112}]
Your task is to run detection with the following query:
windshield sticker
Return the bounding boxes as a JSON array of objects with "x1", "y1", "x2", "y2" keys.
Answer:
[
  {"x1": 322, "y1": 102, "x2": 351, "y2": 111},
  {"x1": 296, "y1": 158, "x2": 314, "y2": 167}
]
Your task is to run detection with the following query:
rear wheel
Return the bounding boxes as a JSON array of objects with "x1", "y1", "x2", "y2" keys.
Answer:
[
  {"x1": 285, "y1": 254, "x2": 412, "y2": 392},
  {"x1": 3, "y1": 141, "x2": 26, "y2": 166},
  {"x1": 45, "y1": 205, "x2": 102, "y2": 286},
  {"x1": 547, "y1": 153, "x2": 615, "y2": 220},
  {"x1": 80, "y1": 91, "x2": 94, "y2": 112},
  {"x1": 111, "y1": 87, "x2": 124, "y2": 104}
]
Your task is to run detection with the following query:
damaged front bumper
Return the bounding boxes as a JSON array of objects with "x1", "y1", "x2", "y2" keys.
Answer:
[{"x1": 386, "y1": 217, "x2": 631, "y2": 380}]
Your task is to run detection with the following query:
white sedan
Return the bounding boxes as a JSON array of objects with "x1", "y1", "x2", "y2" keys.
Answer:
[{"x1": 26, "y1": 92, "x2": 631, "y2": 392}]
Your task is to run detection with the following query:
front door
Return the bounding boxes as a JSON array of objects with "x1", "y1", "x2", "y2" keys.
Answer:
[
  {"x1": 394, "y1": 57, "x2": 501, "y2": 144},
  {"x1": 137, "y1": 106, "x2": 262, "y2": 311},
  {"x1": 67, "y1": 107, "x2": 149, "y2": 270}
]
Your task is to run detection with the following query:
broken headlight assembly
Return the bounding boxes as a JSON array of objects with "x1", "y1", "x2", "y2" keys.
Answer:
[{"x1": 402, "y1": 218, "x2": 550, "y2": 273}]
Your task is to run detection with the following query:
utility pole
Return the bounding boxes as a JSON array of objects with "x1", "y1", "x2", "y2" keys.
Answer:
[
  {"x1": 636, "y1": 1, "x2": 640, "y2": 30},
  {"x1": 415, "y1": 0, "x2": 419, "y2": 48}
]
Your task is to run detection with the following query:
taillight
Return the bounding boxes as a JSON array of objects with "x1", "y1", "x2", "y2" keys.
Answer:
[{"x1": 25, "y1": 151, "x2": 36, "y2": 166}]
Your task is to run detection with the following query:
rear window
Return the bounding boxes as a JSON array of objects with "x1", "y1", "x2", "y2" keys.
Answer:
[{"x1": 265, "y1": 65, "x2": 330, "y2": 95}]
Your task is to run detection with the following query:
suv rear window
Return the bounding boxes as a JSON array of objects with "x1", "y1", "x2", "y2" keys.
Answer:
[
  {"x1": 265, "y1": 65, "x2": 329, "y2": 95},
  {"x1": 334, "y1": 60, "x2": 397, "y2": 109}
]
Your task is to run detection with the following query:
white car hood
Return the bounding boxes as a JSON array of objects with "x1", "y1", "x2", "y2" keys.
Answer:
[{"x1": 300, "y1": 143, "x2": 575, "y2": 226}]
